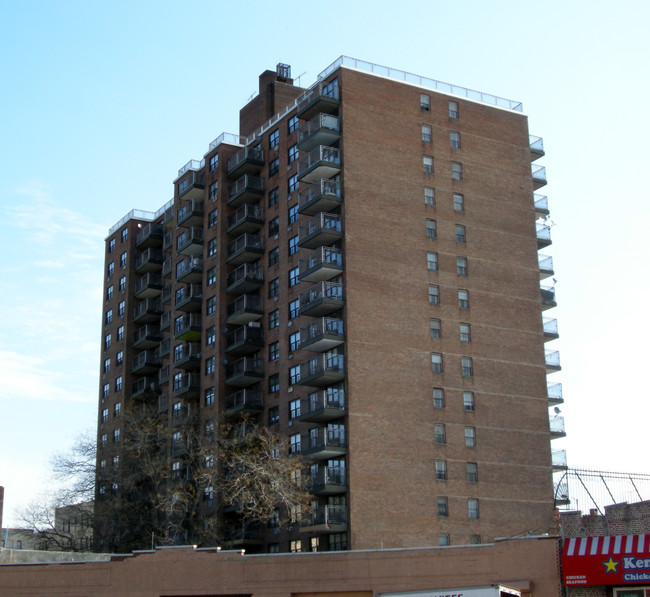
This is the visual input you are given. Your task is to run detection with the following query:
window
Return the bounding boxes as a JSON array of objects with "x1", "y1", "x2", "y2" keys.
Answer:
[
  {"x1": 268, "y1": 373, "x2": 279, "y2": 393},
  {"x1": 458, "y1": 289, "x2": 469, "y2": 309},
  {"x1": 453, "y1": 193, "x2": 464, "y2": 212},
  {"x1": 461, "y1": 356, "x2": 473, "y2": 377},
  {"x1": 428, "y1": 285, "x2": 440, "y2": 305},
  {"x1": 290, "y1": 540, "x2": 302, "y2": 553},
  {"x1": 455, "y1": 224, "x2": 466, "y2": 244},
  {"x1": 108, "y1": 238, "x2": 115, "y2": 253},
  {"x1": 116, "y1": 350, "x2": 123, "y2": 365},
  {"x1": 208, "y1": 209, "x2": 218, "y2": 228},
  {"x1": 268, "y1": 406, "x2": 279, "y2": 425},
  {"x1": 207, "y1": 266, "x2": 216, "y2": 285},
  {"x1": 120, "y1": 252, "x2": 127, "y2": 267},
  {"x1": 288, "y1": 115, "x2": 299, "y2": 133},
  {"x1": 457, "y1": 257, "x2": 468, "y2": 276},
  {"x1": 117, "y1": 325, "x2": 124, "y2": 341},
  {"x1": 288, "y1": 174, "x2": 299, "y2": 194},
  {"x1": 289, "y1": 398, "x2": 301, "y2": 420},
  {"x1": 103, "y1": 358, "x2": 110, "y2": 373},
  {"x1": 206, "y1": 326, "x2": 216, "y2": 346},
  {"x1": 101, "y1": 434, "x2": 107, "y2": 448},
  {"x1": 268, "y1": 543, "x2": 280, "y2": 553},
  {"x1": 465, "y1": 426, "x2": 476, "y2": 447},
  {"x1": 269, "y1": 217, "x2": 279, "y2": 237},
  {"x1": 460, "y1": 323, "x2": 471, "y2": 342},
  {"x1": 289, "y1": 144, "x2": 299, "y2": 163},
  {"x1": 433, "y1": 388, "x2": 445, "y2": 409},
  {"x1": 104, "y1": 334, "x2": 111, "y2": 349},
  {"x1": 105, "y1": 309, "x2": 113, "y2": 325},
  {"x1": 449, "y1": 101, "x2": 459, "y2": 119},
  {"x1": 430, "y1": 318, "x2": 441, "y2": 338},
  {"x1": 269, "y1": 309, "x2": 279, "y2": 329},
  {"x1": 289, "y1": 298, "x2": 300, "y2": 319},
  {"x1": 107, "y1": 262, "x2": 114, "y2": 277},
  {"x1": 106, "y1": 285, "x2": 113, "y2": 300},
  {"x1": 119, "y1": 277, "x2": 126, "y2": 292},
  {"x1": 421, "y1": 125, "x2": 432, "y2": 142},
  {"x1": 203, "y1": 486, "x2": 214, "y2": 505},
  {"x1": 290, "y1": 504, "x2": 301, "y2": 523},
  {"x1": 268, "y1": 277, "x2": 279, "y2": 298},
  {"x1": 431, "y1": 353, "x2": 443, "y2": 373},
  {"x1": 452, "y1": 162, "x2": 463, "y2": 180},
  {"x1": 437, "y1": 496, "x2": 448, "y2": 517},
  {"x1": 114, "y1": 402, "x2": 121, "y2": 417},
  {"x1": 470, "y1": 534, "x2": 481, "y2": 545},
  {"x1": 121, "y1": 229, "x2": 127, "y2": 243},
  {"x1": 330, "y1": 533, "x2": 347, "y2": 551},
  {"x1": 426, "y1": 219, "x2": 437, "y2": 239},
  {"x1": 118, "y1": 300, "x2": 125, "y2": 316},
  {"x1": 269, "y1": 158, "x2": 279, "y2": 177},
  {"x1": 115, "y1": 376, "x2": 122, "y2": 392},
  {"x1": 438, "y1": 534, "x2": 450, "y2": 546},
  {"x1": 269, "y1": 341, "x2": 280, "y2": 361},
  {"x1": 269, "y1": 129, "x2": 279, "y2": 149},
  {"x1": 209, "y1": 181, "x2": 218, "y2": 201},
  {"x1": 289, "y1": 331, "x2": 300, "y2": 352},
  {"x1": 205, "y1": 419, "x2": 215, "y2": 438},
  {"x1": 427, "y1": 251, "x2": 438, "y2": 271},
  {"x1": 467, "y1": 462, "x2": 478, "y2": 483},
  {"x1": 435, "y1": 459, "x2": 447, "y2": 481},
  {"x1": 113, "y1": 428, "x2": 121, "y2": 443},
  {"x1": 206, "y1": 296, "x2": 216, "y2": 315},
  {"x1": 423, "y1": 155, "x2": 433, "y2": 174},
  {"x1": 205, "y1": 356, "x2": 215, "y2": 375},
  {"x1": 209, "y1": 153, "x2": 218, "y2": 172},
  {"x1": 268, "y1": 187, "x2": 279, "y2": 207},
  {"x1": 289, "y1": 268, "x2": 300, "y2": 288},
  {"x1": 468, "y1": 498, "x2": 479, "y2": 519},
  {"x1": 204, "y1": 387, "x2": 215, "y2": 407},
  {"x1": 101, "y1": 408, "x2": 109, "y2": 422},
  {"x1": 434, "y1": 423, "x2": 446, "y2": 444},
  {"x1": 288, "y1": 203, "x2": 299, "y2": 224},
  {"x1": 268, "y1": 247, "x2": 279, "y2": 267},
  {"x1": 450, "y1": 131, "x2": 461, "y2": 149},
  {"x1": 463, "y1": 391, "x2": 475, "y2": 412},
  {"x1": 208, "y1": 238, "x2": 217, "y2": 257},
  {"x1": 420, "y1": 94, "x2": 430, "y2": 111},
  {"x1": 289, "y1": 365, "x2": 300, "y2": 385},
  {"x1": 289, "y1": 235, "x2": 299, "y2": 255},
  {"x1": 290, "y1": 433, "x2": 301, "y2": 453},
  {"x1": 424, "y1": 186, "x2": 435, "y2": 206}
]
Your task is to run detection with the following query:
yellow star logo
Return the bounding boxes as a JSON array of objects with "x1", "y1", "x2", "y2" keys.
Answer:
[{"x1": 603, "y1": 557, "x2": 619, "y2": 573}]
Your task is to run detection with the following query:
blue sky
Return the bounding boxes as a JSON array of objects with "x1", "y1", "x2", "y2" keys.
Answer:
[{"x1": 1, "y1": 0, "x2": 649, "y2": 525}]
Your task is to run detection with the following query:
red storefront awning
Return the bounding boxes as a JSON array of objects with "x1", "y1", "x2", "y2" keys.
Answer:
[{"x1": 563, "y1": 535, "x2": 650, "y2": 586}]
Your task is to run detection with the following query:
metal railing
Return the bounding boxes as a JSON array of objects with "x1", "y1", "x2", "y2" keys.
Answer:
[
  {"x1": 226, "y1": 263, "x2": 263, "y2": 286},
  {"x1": 226, "y1": 293, "x2": 263, "y2": 317},
  {"x1": 299, "y1": 178, "x2": 341, "y2": 209},
  {"x1": 227, "y1": 204, "x2": 264, "y2": 229},
  {"x1": 300, "y1": 281, "x2": 343, "y2": 309},
  {"x1": 298, "y1": 113, "x2": 340, "y2": 145},
  {"x1": 298, "y1": 146, "x2": 341, "y2": 177},
  {"x1": 227, "y1": 145, "x2": 264, "y2": 173},
  {"x1": 300, "y1": 317, "x2": 344, "y2": 344},
  {"x1": 227, "y1": 234, "x2": 263, "y2": 258},
  {"x1": 299, "y1": 213, "x2": 342, "y2": 240}
]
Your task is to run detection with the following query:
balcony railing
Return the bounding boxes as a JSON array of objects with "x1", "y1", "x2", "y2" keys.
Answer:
[
  {"x1": 297, "y1": 146, "x2": 341, "y2": 184},
  {"x1": 133, "y1": 298, "x2": 162, "y2": 323},
  {"x1": 226, "y1": 263, "x2": 264, "y2": 295},
  {"x1": 301, "y1": 505, "x2": 347, "y2": 532},
  {"x1": 299, "y1": 281, "x2": 344, "y2": 317},
  {"x1": 547, "y1": 382, "x2": 563, "y2": 405},
  {"x1": 536, "y1": 224, "x2": 552, "y2": 249},
  {"x1": 538, "y1": 254, "x2": 554, "y2": 279},
  {"x1": 175, "y1": 284, "x2": 202, "y2": 312},
  {"x1": 172, "y1": 372, "x2": 201, "y2": 398},
  {"x1": 227, "y1": 203, "x2": 264, "y2": 235},
  {"x1": 176, "y1": 256, "x2": 203, "y2": 283},
  {"x1": 135, "y1": 223, "x2": 164, "y2": 249},
  {"x1": 134, "y1": 272, "x2": 163, "y2": 298},
  {"x1": 532, "y1": 164, "x2": 547, "y2": 189},
  {"x1": 173, "y1": 342, "x2": 201, "y2": 370},
  {"x1": 299, "y1": 247, "x2": 343, "y2": 283},
  {"x1": 550, "y1": 416, "x2": 566, "y2": 438},
  {"x1": 298, "y1": 178, "x2": 342, "y2": 216},
  {"x1": 159, "y1": 365, "x2": 170, "y2": 385},
  {"x1": 540, "y1": 284, "x2": 556, "y2": 310},
  {"x1": 226, "y1": 233, "x2": 264, "y2": 265},
  {"x1": 298, "y1": 212, "x2": 343, "y2": 249},
  {"x1": 543, "y1": 317, "x2": 559, "y2": 340},
  {"x1": 302, "y1": 425, "x2": 346, "y2": 458},
  {"x1": 299, "y1": 352, "x2": 345, "y2": 387},
  {"x1": 300, "y1": 317, "x2": 344, "y2": 352},
  {"x1": 131, "y1": 350, "x2": 161, "y2": 374},
  {"x1": 299, "y1": 386, "x2": 345, "y2": 423},
  {"x1": 176, "y1": 227, "x2": 204, "y2": 255},
  {"x1": 225, "y1": 325, "x2": 264, "y2": 355},
  {"x1": 529, "y1": 135, "x2": 545, "y2": 160},
  {"x1": 160, "y1": 311, "x2": 171, "y2": 331},
  {"x1": 225, "y1": 357, "x2": 263, "y2": 387},
  {"x1": 534, "y1": 194, "x2": 549, "y2": 217},
  {"x1": 225, "y1": 293, "x2": 264, "y2": 325},
  {"x1": 177, "y1": 171, "x2": 205, "y2": 201},
  {"x1": 297, "y1": 113, "x2": 341, "y2": 152},
  {"x1": 227, "y1": 145, "x2": 264, "y2": 178},
  {"x1": 552, "y1": 449, "x2": 567, "y2": 470},
  {"x1": 174, "y1": 314, "x2": 202, "y2": 341},
  {"x1": 310, "y1": 466, "x2": 346, "y2": 495},
  {"x1": 227, "y1": 175, "x2": 264, "y2": 207},
  {"x1": 225, "y1": 389, "x2": 264, "y2": 415},
  {"x1": 296, "y1": 78, "x2": 340, "y2": 120},
  {"x1": 545, "y1": 349, "x2": 561, "y2": 372},
  {"x1": 177, "y1": 199, "x2": 204, "y2": 227},
  {"x1": 132, "y1": 325, "x2": 161, "y2": 348},
  {"x1": 131, "y1": 376, "x2": 159, "y2": 398},
  {"x1": 162, "y1": 256, "x2": 173, "y2": 278}
]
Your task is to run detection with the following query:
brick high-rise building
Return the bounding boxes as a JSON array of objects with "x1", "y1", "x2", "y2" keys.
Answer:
[{"x1": 96, "y1": 57, "x2": 562, "y2": 553}]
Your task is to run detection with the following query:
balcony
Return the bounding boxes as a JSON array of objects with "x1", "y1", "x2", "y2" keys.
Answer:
[
  {"x1": 298, "y1": 178, "x2": 343, "y2": 216},
  {"x1": 158, "y1": 393, "x2": 169, "y2": 413},
  {"x1": 545, "y1": 349, "x2": 561, "y2": 373},
  {"x1": 540, "y1": 285, "x2": 556, "y2": 310},
  {"x1": 543, "y1": 317, "x2": 559, "y2": 341},
  {"x1": 174, "y1": 313, "x2": 202, "y2": 341},
  {"x1": 529, "y1": 135, "x2": 545, "y2": 160},
  {"x1": 225, "y1": 389, "x2": 264, "y2": 417},
  {"x1": 131, "y1": 376, "x2": 159, "y2": 399},
  {"x1": 552, "y1": 449, "x2": 567, "y2": 471},
  {"x1": 298, "y1": 352, "x2": 345, "y2": 387},
  {"x1": 160, "y1": 311, "x2": 171, "y2": 332},
  {"x1": 162, "y1": 257, "x2": 173, "y2": 279},
  {"x1": 132, "y1": 324, "x2": 161, "y2": 349},
  {"x1": 225, "y1": 357, "x2": 263, "y2": 387},
  {"x1": 163, "y1": 231, "x2": 173, "y2": 252},
  {"x1": 133, "y1": 298, "x2": 162, "y2": 323},
  {"x1": 177, "y1": 200, "x2": 204, "y2": 229},
  {"x1": 159, "y1": 365, "x2": 170, "y2": 385},
  {"x1": 176, "y1": 227, "x2": 204, "y2": 256},
  {"x1": 538, "y1": 254, "x2": 554, "y2": 280},
  {"x1": 301, "y1": 425, "x2": 346, "y2": 460},
  {"x1": 176, "y1": 256, "x2": 203, "y2": 284},
  {"x1": 298, "y1": 146, "x2": 341, "y2": 184},
  {"x1": 159, "y1": 338, "x2": 170, "y2": 358},
  {"x1": 227, "y1": 175, "x2": 264, "y2": 207},
  {"x1": 227, "y1": 145, "x2": 264, "y2": 178},
  {"x1": 226, "y1": 294, "x2": 263, "y2": 325},
  {"x1": 171, "y1": 439, "x2": 189, "y2": 457},
  {"x1": 310, "y1": 466, "x2": 346, "y2": 496},
  {"x1": 547, "y1": 382, "x2": 563, "y2": 405},
  {"x1": 225, "y1": 524, "x2": 263, "y2": 548},
  {"x1": 226, "y1": 263, "x2": 264, "y2": 295},
  {"x1": 536, "y1": 224, "x2": 552, "y2": 249},
  {"x1": 532, "y1": 164, "x2": 547, "y2": 190},
  {"x1": 300, "y1": 318, "x2": 344, "y2": 352},
  {"x1": 225, "y1": 325, "x2": 264, "y2": 356},
  {"x1": 299, "y1": 247, "x2": 343, "y2": 283},
  {"x1": 163, "y1": 205, "x2": 174, "y2": 227},
  {"x1": 227, "y1": 204, "x2": 264, "y2": 235},
  {"x1": 172, "y1": 372, "x2": 201, "y2": 399},
  {"x1": 299, "y1": 281, "x2": 344, "y2": 317},
  {"x1": 132, "y1": 350, "x2": 161, "y2": 374},
  {"x1": 534, "y1": 194, "x2": 549, "y2": 218},
  {"x1": 296, "y1": 78, "x2": 340, "y2": 120},
  {"x1": 175, "y1": 284, "x2": 202, "y2": 312},
  {"x1": 300, "y1": 505, "x2": 347, "y2": 534},
  {"x1": 135, "y1": 248, "x2": 163, "y2": 273},
  {"x1": 299, "y1": 386, "x2": 345, "y2": 423},
  {"x1": 298, "y1": 113, "x2": 341, "y2": 153},
  {"x1": 134, "y1": 272, "x2": 163, "y2": 298},
  {"x1": 136, "y1": 223, "x2": 164, "y2": 249},
  {"x1": 226, "y1": 234, "x2": 264, "y2": 265},
  {"x1": 298, "y1": 213, "x2": 343, "y2": 250},
  {"x1": 550, "y1": 416, "x2": 566, "y2": 439},
  {"x1": 177, "y1": 171, "x2": 205, "y2": 201},
  {"x1": 162, "y1": 284, "x2": 172, "y2": 304},
  {"x1": 173, "y1": 342, "x2": 201, "y2": 370}
]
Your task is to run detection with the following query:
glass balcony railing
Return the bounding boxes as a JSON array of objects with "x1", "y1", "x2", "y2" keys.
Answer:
[
  {"x1": 545, "y1": 349, "x2": 561, "y2": 372},
  {"x1": 547, "y1": 382, "x2": 563, "y2": 404}
]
